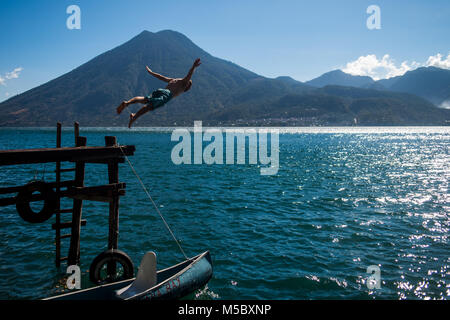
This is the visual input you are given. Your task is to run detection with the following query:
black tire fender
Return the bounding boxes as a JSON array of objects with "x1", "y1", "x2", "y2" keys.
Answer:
[
  {"x1": 89, "y1": 249, "x2": 134, "y2": 284},
  {"x1": 16, "y1": 181, "x2": 56, "y2": 223}
]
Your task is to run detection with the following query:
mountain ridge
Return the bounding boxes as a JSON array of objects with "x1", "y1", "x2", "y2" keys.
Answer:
[
  {"x1": 1, "y1": 30, "x2": 449, "y2": 126},
  {"x1": 376, "y1": 66, "x2": 450, "y2": 106},
  {"x1": 306, "y1": 66, "x2": 450, "y2": 108},
  {"x1": 306, "y1": 69, "x2": 375, "y2": 88}
]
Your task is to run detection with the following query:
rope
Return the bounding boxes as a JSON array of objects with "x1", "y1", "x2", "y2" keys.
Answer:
[
  {"x1": 32, "y1": 163, "x2": 46, "y2": 182},
  {"x1": 117, "y1": 143, "x2": 189, "y2": 260}
]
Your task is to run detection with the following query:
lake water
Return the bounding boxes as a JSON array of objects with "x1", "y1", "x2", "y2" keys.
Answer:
[{"x1": 0, "y1": 126, "x2": 448, "y2": 299}]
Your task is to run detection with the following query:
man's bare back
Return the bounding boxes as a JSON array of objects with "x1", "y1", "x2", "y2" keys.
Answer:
[
  {"x1": 165, "y1": 78, "x2": 190, "y2": 98},
  {"x1": 116, "y1": 58, "x2": 201, "y2": 128}
]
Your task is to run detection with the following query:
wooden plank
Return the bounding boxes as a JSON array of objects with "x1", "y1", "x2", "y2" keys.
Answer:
[
  {"x1": 0, "y1": 185, "x2": 26, "y2": 195},
  {"x1": 68, "y1": 183, "x2": 125, "y2": 194},
  {"x1": 0, "y1": 180, "x2": 75, "y2": 195},
  {"x1": 66, "y1": 194, "x2": 112, "y2": 203},
  {"x1": 0, "y1": 145, "x2": 135, "y2": 166},
  {"x1": 0, "y1": 187, "x2": 118, "y2": 207},
  {"x1": 52, "y1": 219, "x2": 86, "y2": 230},
  {"x1": 0, "y1": 197, "x2": 17, "y2": 206},
  {"x1": 0, "y1": 182, "x2": 78, "y2": 207},
  {"x1": 0, "y1": 192, "x2": 55, "y2": 206},
  {"x1": 65, "y1": 183, "x2": 126, "y2": 202}
]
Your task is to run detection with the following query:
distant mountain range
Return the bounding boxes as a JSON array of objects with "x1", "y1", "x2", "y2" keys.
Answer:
[
  {"x1": 305, "y1": 70, "x2": 375, "y2": 88},
  {"x1": 1, "y1": 30, "x2": 449, "y2": 126},
  {"x1": 306, "y1": 67, "x2": 450, "y2": 108},
  {"x1": 377, "y1": 67, "x2": 450, "y2": 107}
]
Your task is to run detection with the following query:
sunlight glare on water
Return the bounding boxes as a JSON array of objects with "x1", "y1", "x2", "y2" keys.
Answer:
[{"x1": 0, "y1": 126, "x2": 448, "y2": 299}]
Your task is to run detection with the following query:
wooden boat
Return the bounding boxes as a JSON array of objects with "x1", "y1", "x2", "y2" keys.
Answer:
[{"x1": 44, "y1": 251, "x2": 212, "y2": 300}]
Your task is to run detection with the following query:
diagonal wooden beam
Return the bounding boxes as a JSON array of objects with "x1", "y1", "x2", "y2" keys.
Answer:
[{"x1": 65, "y1": 183, "x2": 126, "y2": 203}]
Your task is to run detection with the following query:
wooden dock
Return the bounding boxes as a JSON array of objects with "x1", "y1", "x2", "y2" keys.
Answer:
[{"x1": 0, "y1": 122, "x2": 136, "y2": 281}]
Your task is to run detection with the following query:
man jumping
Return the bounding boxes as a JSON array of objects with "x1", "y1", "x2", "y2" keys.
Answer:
[{"x1": 116, "y1": 58, "x2": 201, "y2": 128}]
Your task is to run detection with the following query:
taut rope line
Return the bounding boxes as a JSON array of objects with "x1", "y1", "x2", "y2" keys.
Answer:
[{"x1": 117, "y1": 143, "x2": 189, "y2": 260}]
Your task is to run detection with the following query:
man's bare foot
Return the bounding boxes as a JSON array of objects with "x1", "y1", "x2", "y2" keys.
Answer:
[
  {"x1": 128, "y1": 113, "x2": 135, "y2": 128},
  {"x1": 116, "y1": 101, "x2": 128, "y2": 114}
]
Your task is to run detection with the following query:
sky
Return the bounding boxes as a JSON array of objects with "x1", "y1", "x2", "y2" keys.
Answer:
[{"x1": 0, "y1": 0, "x2": 449, "y2": 102}]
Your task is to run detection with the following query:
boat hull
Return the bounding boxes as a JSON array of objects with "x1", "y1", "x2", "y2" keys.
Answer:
[{"x1": 44, "y1": 251, "x2": 212, "y2": 300}]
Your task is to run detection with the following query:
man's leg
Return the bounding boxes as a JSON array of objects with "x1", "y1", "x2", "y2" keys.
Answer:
[
  {"x1": 128, "y1": 103, "x2": 154, "y2": 128},
  {"x1": 116, "y1": 96, "x2": 148, "y2": 114}
]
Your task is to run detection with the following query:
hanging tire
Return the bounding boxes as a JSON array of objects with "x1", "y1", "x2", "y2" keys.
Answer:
[
  {"x1": 89, "y1": 249, "x2": 134, "y2": 284},
  {"x1": 16, "y1": 181, "x2": 56, "y2": 223}
]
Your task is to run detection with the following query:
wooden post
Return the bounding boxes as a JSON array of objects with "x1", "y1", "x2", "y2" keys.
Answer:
[
  {"x1": 55, "y1": 122, "x2": 62, "y2": 267},
  {"x1": 74, "y1": 122, "x2": 79, "y2": 144},
  {"x1": 105, "y1": 136, "x2": 119, "y2": 277},
  {"x1": 105, "y1": 136, "x2": 120, "y2": 250},
  {"x1": 67, "y1": 136, "x2": 86, "y2": 266}
]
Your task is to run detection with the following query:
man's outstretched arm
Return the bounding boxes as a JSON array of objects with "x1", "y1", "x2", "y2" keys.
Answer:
[
  {"x1": 183, "y1": 58, "x2": 201, "y2": 82},
  {"x1": 146, "y1": 66, "x2": 173, "y2": 83}
]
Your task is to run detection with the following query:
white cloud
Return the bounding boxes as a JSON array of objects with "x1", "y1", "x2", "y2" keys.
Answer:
[
  {"x1": 342, "y1": 54, "x2": 416, "y2": 80},
  {"x1": 439, "y1": 100, "x2": 450, "y2": 110},
  {"x1": 0, "y1": 67, "x2": 23, "y2": 88},
  {"x1": 341, "y1": 53, "x2": 450, "y2": 80},
  {"x1": 425, "y1": 53, "x2": 450, "y2": 69},
  {"x1": 5, "y1": 67, "x2": 23, "y2": 80}
]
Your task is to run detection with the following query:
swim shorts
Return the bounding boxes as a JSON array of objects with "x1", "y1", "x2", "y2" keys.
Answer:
[{"x1": 146, "y1": 89, "x2": 173, "y2": 110}]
